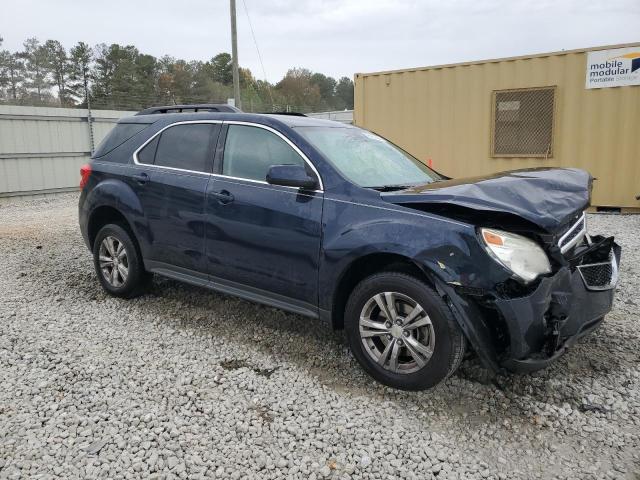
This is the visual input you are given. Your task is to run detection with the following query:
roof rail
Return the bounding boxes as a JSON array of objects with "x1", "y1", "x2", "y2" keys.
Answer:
[
  {"x1": 135, "y1": 104, "x2": 242, "y2": 116},
  {"x1": 265, "y1": 111, "x2": 307, "y2": 117}
]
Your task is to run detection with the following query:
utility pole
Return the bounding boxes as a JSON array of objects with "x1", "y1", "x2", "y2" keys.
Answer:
[
  {"x1": 230, "y1": 0, "x2": 241, "y2": 110},
  {"x1": 84, "y1": 69, "x2": 95, "y2": 154}
]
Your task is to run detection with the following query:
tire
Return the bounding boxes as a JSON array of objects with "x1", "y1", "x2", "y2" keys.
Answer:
[
  {"x1": 92, "y1": 223, "x2": 150, "y2": 298},
  {"x1": 345, "y1": 272, "x2": 465, "y2": 390}
]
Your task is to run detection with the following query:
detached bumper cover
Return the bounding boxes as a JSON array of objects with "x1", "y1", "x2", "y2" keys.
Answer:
[{"x1": 496, "y1": 240, "x2": 621, "y2": 373}]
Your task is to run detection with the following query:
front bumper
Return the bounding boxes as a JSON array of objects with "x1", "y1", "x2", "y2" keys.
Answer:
[{"x1": 495, "y1": 238, "x2": 621, "y2": 373}]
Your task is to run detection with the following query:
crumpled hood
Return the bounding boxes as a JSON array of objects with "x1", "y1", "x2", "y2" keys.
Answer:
[{"x1": 382, "y1": 168, "x2": 592, "y2": 232}]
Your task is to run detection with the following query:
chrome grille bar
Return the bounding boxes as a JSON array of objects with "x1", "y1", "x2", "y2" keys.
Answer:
[{"x1": 558, "y1": 213, "x2": 586, "y2": 254}]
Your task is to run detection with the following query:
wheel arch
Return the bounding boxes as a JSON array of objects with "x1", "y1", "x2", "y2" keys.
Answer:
[
  {"x1": 328, "y1": 251, "x2": 502, "y2": 374},
  {"x1": 83, "y1": 176, "x2": 148, "y2": 253},
  {"x1": 329, "y1": 252, "x2": 439, "y2": 331},
  {"x1": 86, "y1": 205, "x2": 147, "y2": 267},
  {"x1": 88, "y1": 206, "x2": 131, "y2": 248}
]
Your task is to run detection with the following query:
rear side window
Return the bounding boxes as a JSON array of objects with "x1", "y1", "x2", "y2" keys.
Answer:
[
  {"x1": 94, "y1": 123, "x2": 150, "y2": 158},
  {"x1": 222, "y1": 125, "x2": 305, "y2": 182},
  {"x1": 137, "y1": 136, "x2": 159, "y2": 165},
  {"x1": 152, "y1": 124, "x2": 216, "y2": 173}
]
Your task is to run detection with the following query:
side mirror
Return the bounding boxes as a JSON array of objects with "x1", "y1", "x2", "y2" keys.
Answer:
[{"x1": 266, "y1": 165, "x2": 318, "y2": 190}]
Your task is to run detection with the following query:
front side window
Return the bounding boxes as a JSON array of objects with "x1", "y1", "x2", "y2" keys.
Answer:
[
  {"x1": 296, "y1": 126, "x2": 441, "y2": 189},
  {"x1": 222, "y1": 125, "x2": 305, "y2": 182},
  {"x1": 152, "y1": 124, "x2": 215, "y2": 173}
]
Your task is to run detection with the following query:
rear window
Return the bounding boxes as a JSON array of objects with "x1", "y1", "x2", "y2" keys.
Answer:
[
  {"x1": 153, "y1": 124, "x2": 215, "y2": 173},
  {"x1": 93, "y1": 123, "x2": 151, "y2": 158}
]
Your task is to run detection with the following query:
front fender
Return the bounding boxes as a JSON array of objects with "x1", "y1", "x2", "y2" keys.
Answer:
[
  {"x1": 319, "y1": 197, "x2": 506, "y2": 372},
  {"x1": 320, "y1": 198, "x2": 511, "y2": 304}
]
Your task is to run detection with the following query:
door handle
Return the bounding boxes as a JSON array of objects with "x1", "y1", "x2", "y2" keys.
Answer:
[
  {"x1": 210, "y1": 189, "x2": 234, "y2": 205},
  {"x1": 132, "y1": 172, "x2": 150, "y2": 185}
]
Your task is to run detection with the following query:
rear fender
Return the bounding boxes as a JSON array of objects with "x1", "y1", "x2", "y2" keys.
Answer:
[{"x1": 83, "y1": 177, "x2": 150, "y2": 254}]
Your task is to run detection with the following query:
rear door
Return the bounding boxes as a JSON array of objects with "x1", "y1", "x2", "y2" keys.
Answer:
[
  {"x1": 132, "y1": 121, "x2": 220, "y2": 273},
  {"x1": 204, "y1": 122, "x2": 324, "y2": 311}
]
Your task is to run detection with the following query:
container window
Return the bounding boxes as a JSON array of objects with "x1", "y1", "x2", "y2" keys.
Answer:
[{"x1": 491, "y1": 87, "x2": 555, "y2": 157}]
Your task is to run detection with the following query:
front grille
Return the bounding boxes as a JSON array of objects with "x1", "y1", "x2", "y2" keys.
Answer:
[
  {"x1": 579, "y1": 263, "x2": 612, "y2": 287},
  {"x1": 577, "y1": 253, "x2": 618, "y2": 291},
  {"x1": 558, "y1": 213, "x2": 586, "y2": 253}
]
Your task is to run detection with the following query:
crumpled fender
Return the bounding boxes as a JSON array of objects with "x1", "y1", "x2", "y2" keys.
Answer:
[{"x1": 320, "y1": 199, "x2": 507, "y2": 371}]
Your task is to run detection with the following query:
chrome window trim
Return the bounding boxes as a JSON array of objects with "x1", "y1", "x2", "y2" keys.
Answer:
[
  {"x1": 212, "y1": 175, "x2": 321, "y2": 199},
  {"x1": 558, "y1": 212, "x2": 587, "y2": 254},
  {"x1": 131, "y1": 119, "x2": 324, "y2": 192},
  {"x1": 132, "y1": 120, "x2": 222, "y2": 176},
  {"x1": 222, "y1": 120, "x2": 324, "y2": 191}
]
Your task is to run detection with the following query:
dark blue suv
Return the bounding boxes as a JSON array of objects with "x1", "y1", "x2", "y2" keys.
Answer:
[{"x1": 79, "y1": 106, "x2": 620, "y2": 390}]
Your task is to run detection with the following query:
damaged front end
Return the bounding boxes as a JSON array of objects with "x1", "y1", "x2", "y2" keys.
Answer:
[
  {"x1": 495, "y1": 232, "x2": 620, "y2": 372},
  {"x1": 383, "y1": 168, "x2": 622, "y2": 374},
  {"x1": 435, "y1": 216, "x2": 621, "y2": 375}
]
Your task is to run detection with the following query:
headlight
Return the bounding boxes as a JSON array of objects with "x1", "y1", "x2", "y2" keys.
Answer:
[{"x1": 479, "y1": 228, "x2": 551, "y2": 283}]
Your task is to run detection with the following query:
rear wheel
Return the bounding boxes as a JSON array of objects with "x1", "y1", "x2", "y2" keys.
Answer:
[
  {"x1": 345, "y1": 272, "x2": 465, "y2": 390},
  {"x1": 93, "y1": 223, "x2": 150, "y2": 298}
]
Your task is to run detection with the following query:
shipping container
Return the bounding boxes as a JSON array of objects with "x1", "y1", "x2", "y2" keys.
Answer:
[{"x1": 354, "y1": 43, "x2": 640, "y2": 210}]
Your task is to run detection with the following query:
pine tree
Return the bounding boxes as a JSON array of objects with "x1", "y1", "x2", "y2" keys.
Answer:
[
  {"x1": 19, "y1": 37, "x2": 53, "y2": 104},
  {"x1": 69, "y1": 42, "x2": 93, "y2": 106},
  {"x1": 44, "y1": 40, "x2": 73, "y2": 106}
]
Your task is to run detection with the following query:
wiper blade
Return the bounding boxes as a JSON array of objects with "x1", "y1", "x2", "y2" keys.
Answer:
[{"x1": 370, "y1": 185, "x2": 412, "y2": 192}]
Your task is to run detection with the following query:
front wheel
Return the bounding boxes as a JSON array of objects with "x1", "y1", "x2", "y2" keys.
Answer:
[{"x1": 345, "y1": 272, "x2": 465, "y2": 390}]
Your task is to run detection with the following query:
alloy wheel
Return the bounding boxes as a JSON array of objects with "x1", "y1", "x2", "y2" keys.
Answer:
[
  {"x1": 98, "y1": 236, "x2": 129, "y2": 288},
  {"x1": 359, "y1": 292, "x2": 435, "y2": 374}
]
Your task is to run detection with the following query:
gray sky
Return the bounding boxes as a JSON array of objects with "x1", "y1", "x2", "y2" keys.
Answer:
[{"x1": 1, "y1": 0, "x2": 638, "y2": 82}]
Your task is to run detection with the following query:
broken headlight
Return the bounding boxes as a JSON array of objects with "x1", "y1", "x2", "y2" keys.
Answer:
[{"x1": 480, "y1": 228, "x2": 551, "y2": 283}]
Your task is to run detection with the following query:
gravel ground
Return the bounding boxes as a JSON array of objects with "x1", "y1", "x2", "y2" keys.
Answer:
[{"x1": 0, "y1": 193, "x2": 638, "y2": 480}]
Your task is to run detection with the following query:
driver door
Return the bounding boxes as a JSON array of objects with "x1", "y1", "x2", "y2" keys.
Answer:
[{"x1": 204, "y1": 123, "x2": 323, "y2": 313}]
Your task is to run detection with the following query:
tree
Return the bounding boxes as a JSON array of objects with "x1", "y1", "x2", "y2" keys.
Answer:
[
  {"x1": 157, "y1": 56, "x2": 194, "y2": 104},
  {"x1": 0, "y1": 51, "x2": 26, "y2": 101},
  {"x1": 1, "y1": 35, "x2": 349, "y2": 113},
  {"x1": 335, "y1": 76, "x2": 354, "y2": 109},
  {"x1": 276, "y1": 68, "x2": 322, "y2": 112},
  {"x1": 310, "y1": 72, "x2": 337, "y2": 109},
  {"x1": 210, "y1": 53, "x2": 232, "y2": 85},
  {"x1": 19, "y1": 37, "x2": 53, "y2": 103},
  {"x1": 69, "y1": 42, "x2": 93, "y2": 106},
  {"x1": 44, "y1": 40, "x2": 73, "y2": 105},
  {"x1": 92, "y1": 43, "x2": 158, "y2": 109},
  {"x1": 133, "y1": 52, "x2": 158, "y2": 107}
]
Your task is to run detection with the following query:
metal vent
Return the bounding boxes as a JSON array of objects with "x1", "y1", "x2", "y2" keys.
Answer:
[
  {"x1": 492, "y1": 87, "x2": 556, "y2": 157},
  {"x1": 577, "y1": 253, "x2": 618, "y2": 291}
]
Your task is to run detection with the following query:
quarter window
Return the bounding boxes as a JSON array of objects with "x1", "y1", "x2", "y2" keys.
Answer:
[
  {"x1": 152, "y1": 124, "x2": 215, "y2": 172},
  {"x1": 94, "y1": 122, "x2": 151, "y2": 158},
  {"x1": 136, "y1": 136, "x2": 159, "y2": 165},
  {"x1": 223, "y1": 125, "x2": 306, "y2": 182}
]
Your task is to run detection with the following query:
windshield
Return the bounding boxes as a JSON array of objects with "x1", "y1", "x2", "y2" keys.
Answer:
[{"x1": 296, "y1": 126, "x2": 441, "y2": 188}]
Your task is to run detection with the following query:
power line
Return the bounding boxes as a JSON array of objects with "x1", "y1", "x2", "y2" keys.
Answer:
[{"x1": 241, "y1": 0, "x2": 274, "y2": 104}]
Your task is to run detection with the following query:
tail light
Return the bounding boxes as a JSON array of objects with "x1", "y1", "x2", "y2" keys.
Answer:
[{"x1": 80, "y1": 164, "x2": 92, "y2": 190}]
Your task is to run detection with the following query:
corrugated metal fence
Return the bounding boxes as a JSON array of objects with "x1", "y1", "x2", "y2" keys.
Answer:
[
  {"x1": 0, "y1": 106, "x2": 134, "y2": 202},
  {"x1": 307, "y1": 110, "x2": 353, "y2": 123},
  {"x1": 0, "y1": 106, "x2": 353, "y2": 203}
]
